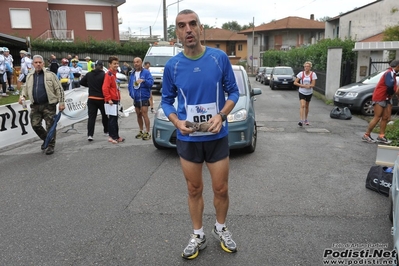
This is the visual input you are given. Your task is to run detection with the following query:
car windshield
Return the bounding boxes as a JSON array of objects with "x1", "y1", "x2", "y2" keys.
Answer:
[
  {"x1": 265, "y1": 68, "x2": 273, "y2": 74},
  {"x1": 273, "y1": 68, "x2": 294, "y2": 75},
  {"x1": 233, "y1": 69, "x2": 246, "y2": 96},
  {"x1": 359, "y1": 70, "x2": 386, "y2": 84},
  {"x1": 144, "y1": 56, "x2": 173, "y2": 67},
  {"x1": 80, "y1": 61, "x2": 88, "y2": 71}
]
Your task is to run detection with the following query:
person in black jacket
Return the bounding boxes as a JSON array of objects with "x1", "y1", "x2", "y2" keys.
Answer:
[
  {"x1": 49, "y1": 54, "x2": 59, "y2": 74},
  {"x1": 79, "y1": 60, "x2": 108, "y2": 141}
]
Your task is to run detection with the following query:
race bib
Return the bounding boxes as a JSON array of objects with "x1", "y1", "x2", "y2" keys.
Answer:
[{"x1": 186, "y1": 102, "x2": 217, "y2": 136}]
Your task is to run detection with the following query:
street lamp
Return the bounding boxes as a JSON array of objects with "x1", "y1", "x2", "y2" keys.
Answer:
[{"x1": 163, "y1": 0, "x2": 183, "y2": 41}]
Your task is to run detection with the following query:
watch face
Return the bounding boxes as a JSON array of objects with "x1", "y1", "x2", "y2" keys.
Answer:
[{"x1": 219, "y1": 113, "x2": 227, "y2": 121}]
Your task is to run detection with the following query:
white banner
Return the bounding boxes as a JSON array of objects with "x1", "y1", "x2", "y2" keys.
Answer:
[{"x1": 0, "y1": 87, "x2": 89, "y2": 149}]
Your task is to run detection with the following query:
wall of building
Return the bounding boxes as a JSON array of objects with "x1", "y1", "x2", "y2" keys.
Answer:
[
  {"x1": 48, "y1": 4, "x2": 120, "y2": 41},
  {"x1": 339, "y1": 0, "x2": 398, "y2": 41},
  {"x1": 0, "y1": 1, "x2": 121, "y2": 42},
  {"x1": 0, "y1": 1, "x2": 50, "y2": 39},
  {"x1": 235, "y1": 41, "x2": 247, "y2": 59}
]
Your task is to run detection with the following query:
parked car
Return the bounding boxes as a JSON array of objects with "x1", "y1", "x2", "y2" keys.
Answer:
[
  {"x1": 269, "y1": 66, "x2": 296, "y2": 90},
  {"x1": 390, "y1": 156, "x2": 399, "y2": 264},
  {"x1": 334, "y1": 70, "x2": 399, "y2": 116},
  {"x1": 260, "y1": 67, "x2": 274, "y2": 85},
  {"x1": 152, "y1": 65, "x2": 262, "y2": 153},
  {"x1": 256, "y1": 67, "x2": 267, "y2": 82}
]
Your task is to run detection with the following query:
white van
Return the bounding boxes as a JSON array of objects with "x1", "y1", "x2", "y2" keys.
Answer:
[{"x1": 143, "y1": 41, "x2": 183, "y2": 92}]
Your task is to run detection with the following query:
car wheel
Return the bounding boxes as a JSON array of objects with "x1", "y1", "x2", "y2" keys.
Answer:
[
  {"x1": 152, "y1": 128, "x2": 167, "y2": 150},
  {"x1": 360, "y1": 98, "x2": 374, "y2": 116},
  {"x1": 243, "y1": 122, "x2": 257, "y2": 153},
  {"x1": 390, "y1": 200, "x2": 393, "y2": 223}
]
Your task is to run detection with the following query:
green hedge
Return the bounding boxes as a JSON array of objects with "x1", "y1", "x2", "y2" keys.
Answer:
[
  {"x1": 263, "y1": 38, "x2": 357, "y2": 71},
  {"x1": 31, "y1": 37, "x2": 149, "y2": 57}
]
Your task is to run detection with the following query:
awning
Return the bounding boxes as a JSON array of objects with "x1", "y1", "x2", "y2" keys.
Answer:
[
  {"x1": 0, "y1": 32, "x2": 27, "y2": 46},
  {"x1": 353, "y1": 41, "x2": 399, "y2": 51}
]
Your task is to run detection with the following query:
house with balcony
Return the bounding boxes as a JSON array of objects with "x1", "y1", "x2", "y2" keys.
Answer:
[
  {"x1": 239, "y1": 15, "x2": 325, "y2": 69},
  {"x1": 0, "y1": 0, "x2": 125, "y2": 44},
  {"x1": 200, "y1": 28, "x2": 248, "y2": 65}
]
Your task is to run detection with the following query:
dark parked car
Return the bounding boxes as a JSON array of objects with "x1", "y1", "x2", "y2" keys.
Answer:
[
  {"x1": 260, "y1": 67, "x2": 273, "y2": 85},
  {"x1": 256, "y1": 67, "x2": 267, "y2": 82},
  {"x1": 269, "y1": 66, "x2": 296, "y2": 90},
  {"x1": 152, "y1": 65, "x2": 262, "y2": 153},
  {"x1": 334, "y1": 70, "x2": 399, "y2": 116}
]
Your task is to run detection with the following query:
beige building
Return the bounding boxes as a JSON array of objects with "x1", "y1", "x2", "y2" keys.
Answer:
[
  {"x1": 200, "y1": 28, "x2": 247, "y2": 65},
  {"x1": 239, "y1": 15, "x2": 325, "y2": 68}
]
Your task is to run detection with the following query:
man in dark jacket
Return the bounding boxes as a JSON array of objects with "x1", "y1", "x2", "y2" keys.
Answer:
[
  {"x1": 79, "y1": 60, "x2": 108, "y2": 141},
  {"x1": 49, "y1": 54, "x2": 59, "y2": 74}
]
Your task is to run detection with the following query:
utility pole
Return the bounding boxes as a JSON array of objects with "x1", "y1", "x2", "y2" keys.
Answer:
[
  {"x1": 251, "y1": 17, "x2": 254, "y2": 75},
  {"x1": 163, "y1": 0, "x2": 167, "y2": 41}
]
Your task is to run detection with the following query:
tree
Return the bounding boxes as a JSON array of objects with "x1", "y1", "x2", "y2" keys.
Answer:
[
  {"x1": 383, "y1": 25, "x2": 399, "y2": 41},
  {"x1": 318, "y1": 16, "x2": 331, "y2": 22},
  {"x1": 167, "y1": 24, "x2": 176, "y2": 40},
  {"x1": 242, "y1": 22, "x2": 255, "y2": 31},
  {"x1": 221, "y1": 21, "x2": 242, "y2": 32},
  {"x1": 203, "y1": 24, "x2": 214, "y2": 29}
]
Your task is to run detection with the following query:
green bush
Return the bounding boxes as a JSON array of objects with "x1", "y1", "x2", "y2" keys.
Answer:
[
  {"x1": 31, "y1": 38, "x2": 149, "y2": 56},
  {"x1": 263, "y1": 38, "x2": 356, "y2": 70},
  {"x1": 384, "y1": 119, "x2": 399, "y2": 146}
]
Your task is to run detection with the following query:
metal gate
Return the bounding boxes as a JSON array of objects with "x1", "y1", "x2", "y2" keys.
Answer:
[{"x1": 369, "y1": 58, "x2": 390, "y2": 75}]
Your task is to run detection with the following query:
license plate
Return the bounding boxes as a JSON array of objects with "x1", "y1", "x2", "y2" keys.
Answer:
[
  {"x1": 282, "y1": 81, "x2": 288, "y2": 84},
  {"x1": 334, "y1": 97, "x2": 339, "y2": 102}
]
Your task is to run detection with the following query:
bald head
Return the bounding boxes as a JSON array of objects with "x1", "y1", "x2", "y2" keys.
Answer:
[{"x1": 133, "y1": 57, "x2": 143, "y2": 71}]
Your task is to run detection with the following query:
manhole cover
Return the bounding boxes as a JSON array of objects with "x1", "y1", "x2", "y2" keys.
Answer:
[
  {"x1": 258, "y1": 127, "x2": 284, "y2": 132},
  {"x1": 305, "y1": 128, "x2": 330, "y2": 133}
]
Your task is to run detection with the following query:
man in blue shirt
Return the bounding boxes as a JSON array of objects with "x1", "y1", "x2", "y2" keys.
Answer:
[
  {"x1": 161, "y1": 9, "x2": 239, "y2": 260},
  {"x1": 128, "y1": 57, "x2": 154, "y2": 140}
]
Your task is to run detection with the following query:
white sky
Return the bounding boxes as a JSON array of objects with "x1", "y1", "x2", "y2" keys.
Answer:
[{"x1": 118, "y1": 0, "x2": 375, "y2": 37}]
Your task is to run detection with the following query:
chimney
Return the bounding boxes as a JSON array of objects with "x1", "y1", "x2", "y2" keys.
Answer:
[{"x1": 310, "y1": 14, "x2": 314, "y2": 20}]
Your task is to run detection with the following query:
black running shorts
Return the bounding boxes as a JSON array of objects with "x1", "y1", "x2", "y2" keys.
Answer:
[
  {"x1": 176, "y1": 136, "x2": 229, "y2": 163},
  {"x1": 299, "y1": 92, "x2": 312, "y2": 102},
  {"x1": 134, "y1": 99, "x2": 150, "y2": 108}
]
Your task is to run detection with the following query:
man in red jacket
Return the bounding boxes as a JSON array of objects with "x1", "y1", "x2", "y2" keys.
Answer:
[
  {"x1": 102, "y1": 56, "x2": 125, "y2": 144},
  {"x1": 362, "y1": 60, "x2": 399, "y2": 144}
]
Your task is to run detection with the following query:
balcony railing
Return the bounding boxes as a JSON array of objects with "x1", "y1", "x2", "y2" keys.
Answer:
[{"x1": 36, "y1": 30, "x2": 74, "y2": 42}]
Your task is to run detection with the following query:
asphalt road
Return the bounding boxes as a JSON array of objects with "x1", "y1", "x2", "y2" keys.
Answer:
[{"x1": 0, "y1": 78, "x2": 393, "y2": 266}]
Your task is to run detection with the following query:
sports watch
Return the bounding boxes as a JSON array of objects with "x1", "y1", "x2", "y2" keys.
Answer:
[{"x1": 218, "y1": 112, "x2": 227, "y2": 122}]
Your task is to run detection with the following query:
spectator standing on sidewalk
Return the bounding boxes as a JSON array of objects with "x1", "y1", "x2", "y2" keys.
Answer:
[
  {"x1": 49, "y1": 54, "x2": 59, "y2": 74},
  {"x1": 128, "y1": 57, "x2": 154, "y2": 140},
  {"x1": 161, "y1": 9, "x2": 239, "y2": 260},
  {"x1": 102, "y1": 56, "x2": 124, "y2": 144},
  {"x1": 69, "y1": 59, "x2": 82, "y2": 89},
  {"x1": 3, "y1": 47, "x2": 14, "y2": 91},
  {"x1": 362, "y1": 59, "x2": 399, "y2": 144},
  {"x1": 0, "y1": 47, "x2": 8, "y2": 97},
  {"x1": 80, "y1": 60, "x2": 108, "y2": 141},
  {"x1": 85, "y1": 56, "x2": 94, "y2": 72},
  {"x1": 57, "y1": 58, "x2": 73, "y2": 91},
  {"x1": 16, "y1": 50, "x2": 28, "y2": 94},
  {"x1": 18, "y1": 55, "x2": 65, "y2": 155}
]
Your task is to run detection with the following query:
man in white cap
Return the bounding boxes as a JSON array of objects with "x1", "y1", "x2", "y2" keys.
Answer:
[
  {"x1": 3, "y1": 47, "x2": 14, "y2": 91},
  {"x1": 85, "y1": 56, "x2": 94, "y2": 72},
  {"x1": 0, "y1": 47, "x2": 8, "y2": 97},
  {"x1": 16, "y1": 50, "x2": 28, "y2": 93}
]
